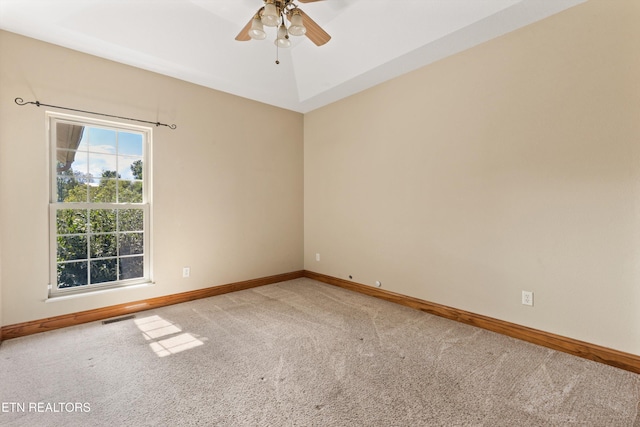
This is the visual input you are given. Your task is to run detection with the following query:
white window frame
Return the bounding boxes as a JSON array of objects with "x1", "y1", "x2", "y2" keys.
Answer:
[{"x1": 47, "y1": 112, "x2": 152, "y2": 296}]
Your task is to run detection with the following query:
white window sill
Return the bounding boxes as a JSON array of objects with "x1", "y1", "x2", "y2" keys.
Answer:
[{"x1": 45, "y1": 281, "x2": 155, "y2": 303}]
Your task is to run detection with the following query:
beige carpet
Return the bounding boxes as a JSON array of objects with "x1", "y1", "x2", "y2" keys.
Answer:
[{"x1": 0, "y1": 278, "x2": 638, "y2": 426}]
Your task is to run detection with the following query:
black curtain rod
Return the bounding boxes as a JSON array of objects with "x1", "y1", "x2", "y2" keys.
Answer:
[{"x1": 14, "y1": 97, "x2": 177, "y2": 130}]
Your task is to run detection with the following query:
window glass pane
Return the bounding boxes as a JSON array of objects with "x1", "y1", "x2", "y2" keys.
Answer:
[
  {"x1": 57, "y1": 261, "x2": 88, "y2": 288},
  {"x1": 118, "y1": 180, "x2": 143, "y2": 203},
  {"x1": 57, "y1": 178, "x2": 89, "y2": 203},
  {"x1": 119, "y1": 232, "x2": 144, "y2": 256},
  {"x1": 76, "y1": 132, "x2": 89, "y2": 152},
  {"x1": 90, "y1": 177, "x2": 117, "y2": 203},
  {"x1": 87, "y1": 128, "x2": 117, "y2": 154},
  {"x1": 51, "y1": 117, "x2": 149, "y2": 294},
  {"x1": 120, "y1": 256, "x2": 144, "y2": 280},
  {"x1": 90, "y1": 258, "x2": 118, "y2": 284},
  {"x1": 90, "y1": 233, "x2": 117, "y2": 258},
  {"x1": 57, "y1": 235, "x2": 87, "y2": 261},
  {"x1": 56, "y1": 148, "x2": 88, "y2": 170},
  {"x1": 56, "y1": 150, "x2": 90, "y2": 202},
  {"x1": 119, "y1": 209, "x2": 144, "y2": 231},
  {"x1": 90, "y1": 209, "x2": 116, "y2": 233},
  {"x1": 56, "y1": 123, "x2": 85, "y2": 151},
  {"x1": 118, "y1": 156, "x2": 143, "y2": 181},
  {"x1": 57, "y1": 209, "x2": 87, "y2": 235},
  {"x1": 118, "y1": 132, "x2": 143, "y2": 156},
  {"x1": 56, "y1": 150, "x2": 83, "y2": 173},
  {"x1": 88, "y1": 151, "x2": 117, "y2": 185}
]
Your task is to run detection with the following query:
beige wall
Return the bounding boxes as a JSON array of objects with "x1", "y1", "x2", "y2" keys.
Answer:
[
  {"x1": 304, "y1": 0, "x2": 640, "y2": 355},
  {"x1": 0, "y1": 30, "x2": 304, "y2": 326}
]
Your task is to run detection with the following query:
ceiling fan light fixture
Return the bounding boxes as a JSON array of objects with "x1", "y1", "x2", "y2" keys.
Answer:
[
  {"x1": 235, "y1": 0, "x2": 331, "y2": 59},
  {"x1": 249, "y1": 16, "x2": 267, "y2": 40},
  {"x1": 288, "y1": 9, "x2": 306, "y2": 36},
  {"x1": 262, "y1": 0, "x2": 280, "y2": 27},
  {"x1": 274, "y1": 23, "x2": 291, "y2": 48}
]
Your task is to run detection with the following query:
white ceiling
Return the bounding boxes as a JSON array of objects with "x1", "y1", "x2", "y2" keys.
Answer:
[{"x1": 0, "y1": 0, "x2": 586, "y2": 113}]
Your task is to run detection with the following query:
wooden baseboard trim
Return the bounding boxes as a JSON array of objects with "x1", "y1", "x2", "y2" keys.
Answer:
[
  {"x1": 303, "y1": 270, "x2": 640, "y2": 375},
  {"x1": 3, "y1": 269, "x2": 638, "y2": 374},
  {"x1": 0, "y1": 270, "x2": 304, "y2": 341}
]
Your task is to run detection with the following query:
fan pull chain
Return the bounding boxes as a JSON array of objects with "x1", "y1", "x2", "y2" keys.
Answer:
[{"x1": 275, "y1": 11, "x2": 282, "y2": 65}]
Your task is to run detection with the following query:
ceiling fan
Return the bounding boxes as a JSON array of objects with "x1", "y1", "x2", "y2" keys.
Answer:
[{"x1": 235, "y1": 0, "x2": 331, "y2": 52}]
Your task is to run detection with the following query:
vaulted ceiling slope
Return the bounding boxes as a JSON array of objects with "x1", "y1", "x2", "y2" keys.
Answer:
[{"x1": 0, "y1": 0, "x2": 586, "y2": 113}]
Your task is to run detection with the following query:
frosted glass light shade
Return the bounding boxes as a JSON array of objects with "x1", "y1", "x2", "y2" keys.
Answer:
[
  {"x1": 262, "y1": 1, "x2": 279, "y2": 27},
  {"x1": 274, "y1": 24, "x2": 291, "y2": 48},
  {"x1": 249, "y1": 17, "x2": 267, "y2": 40},
  {"x1": 288, "y1": 11, "x2": 306, "y2": 36}
]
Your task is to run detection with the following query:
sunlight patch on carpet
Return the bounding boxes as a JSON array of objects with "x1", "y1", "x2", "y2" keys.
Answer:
[
  {"x1": 149, "y1": 333, "x2": 204, "y2": 357},
  {"x1": 134, "y1": 315, "x2": 205, "y2": 357}
]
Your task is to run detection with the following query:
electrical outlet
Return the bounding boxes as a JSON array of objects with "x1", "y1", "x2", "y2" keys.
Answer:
[
  {"x1": 316, "y1": 253, "x2": 320, "y2": 262},
  {"x1": 182, "y1": 267, "x2": 190, "y2": 278},
  {"x1": 522, "y1": 290, "x2": 533, "y2": 306}
]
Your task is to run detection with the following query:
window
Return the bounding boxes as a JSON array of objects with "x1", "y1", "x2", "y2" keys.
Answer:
[{"x1": 48, "y1": 113, "x2": 151, "y2": 296}]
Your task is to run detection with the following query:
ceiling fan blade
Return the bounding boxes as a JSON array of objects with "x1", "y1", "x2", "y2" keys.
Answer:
[
  {"x1": 235, "y1": 17, "x2": 253, "y2": 41},
  {"x1": 298, "y1": 10, "x2": 331, "y2": 46},
  {"x1": 298, "y1": 0, "x2": 325, "y2": 3}
]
